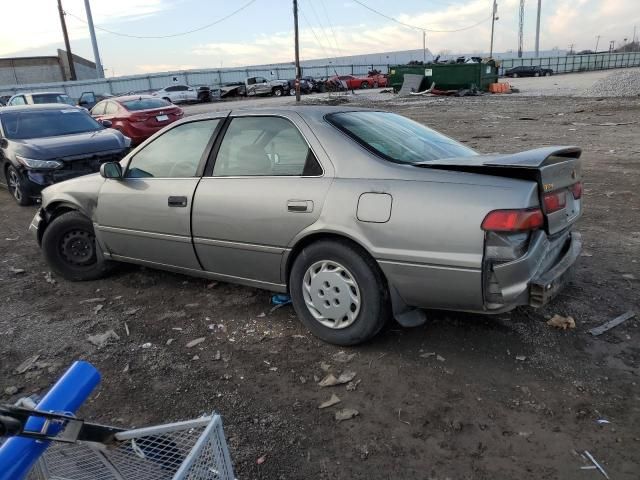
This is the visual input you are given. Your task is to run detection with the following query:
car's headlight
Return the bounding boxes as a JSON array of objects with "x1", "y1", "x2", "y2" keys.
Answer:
[{"x1": 16, "y1": 156, "x2": 62, "y2": 169}]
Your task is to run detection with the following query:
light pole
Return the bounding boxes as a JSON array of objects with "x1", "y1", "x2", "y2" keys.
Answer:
[
  {"x1": 84, "y1": 0, "x2": 104, "y2": 78},
  {"x1": 489, "y1": 0, "x2": 498, "y2": 58},
  {"x1": 534, "y1": 0, "x2": 542, "y2": 57},
  {"x1": 595, "y1": 35, "x2": 601, "y2": 52},
  {"x1": 422, "y1": 30, "x2": 426, "y2": 63},
  {"x1": 293, "y1": 0, "x2": 301, "y2": 102}
]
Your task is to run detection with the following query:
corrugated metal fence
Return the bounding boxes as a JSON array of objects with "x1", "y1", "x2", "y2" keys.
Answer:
[{"x1": 1, "y1": 52, "x2": 639, "y2": 99}]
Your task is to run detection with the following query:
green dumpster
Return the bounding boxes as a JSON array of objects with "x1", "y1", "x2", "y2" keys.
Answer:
[{"x1": 389, "y1": 60, "x2": 499, "y2": 93}]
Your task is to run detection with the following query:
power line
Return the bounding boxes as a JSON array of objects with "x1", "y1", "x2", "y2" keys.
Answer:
[
  {"x1": 306, "y1": 0, "x2": 339, "y2": 60},
  {"x1": 350, "y1": 0, "x2": 492, "y2": 33},
  {"x1": 298, "y1": 7, "x2": 334, "y2": 61},
  {"x1": 319, "y1": 0, "x2": 344, "y2": 58},
  {"x1": 64, "y1": 0, "x2": 258, "y2": 39}
]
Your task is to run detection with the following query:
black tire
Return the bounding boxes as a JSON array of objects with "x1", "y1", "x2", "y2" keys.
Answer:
[
  {"x1": 289, "y1": 87, "x2": 296, "y2": 96},
  {"x1": 289, "y1": 240, "x2": 389, "y2": 346},
  {"x1": 272, "y1": 87, "x2": 283, "y2": 97},
  {"x1": 512, "y1": 73, "x2": 518, "y2": 78},
  {"x1": 534, "y1": 72, "x2": 540, "y2": 77},
  {"x1": 6, "y1": 165, "x2": 32, "y2": 206},
  {"x1": 361, "y1": 81, "x2": 370, "y2": 89},
  {"x1": 42, "y1": 211, "x2": 111, "y2": 281},
  {"x1": 545, "y1": 71, "x2": 552, "y2": 76}
]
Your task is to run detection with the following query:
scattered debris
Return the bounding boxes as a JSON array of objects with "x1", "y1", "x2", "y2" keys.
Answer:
[
  {"x1": 256, "y1": 455, "x2": 267, "y2": 465},
  {"x1": 124, "y1": 308, "x2": 141, "y2": 316},
  {"x1": 92, "y1": 304, "x2": 103, "y2": 315},
  {"x1": 436, "y1": 355, "x2": 446, "y2": 362},
  {"x1": 368, "y1": 352, "x2": 386, "y2": 368},
  {"x1": 15, "y1": 355, "x2": 40, "y2": 374},
  {"x1": 332, "y1": 351, "x2": 356, "y2": 363},
  {"x1": 257, "y1": 312, "x2": 266, "y2": 318},
  {"x1": 583, "y1": 451, "x2": 610, "y2": 479},
  {"x1": 206, "y1": 281, "x2": 219, "y2": 289},
  {"x1": 124, "y1": 322, "x2": 130, "y2": 336},
  {"x1": 318, "y1": 394, "x2": 341, "y2": 409},
  {"x1": 622, "y1": 273, "x2": 636, "y2": 280},
  {"x1": 186, "y1": 337, "x2": 206, "y2": 348},
  {"x1": 185, "y1": 303, "x2": 200, "y2": 308},
  {"x1": 79, "y1": 297, "x2": 106, "y2": 304},
  {"x1": 122, "y1": 363, "x2": 130, "y2": 373},
  {"x1": 4, "y1": 386, "x2": 19, "y2": 395},
  {"x1": 88, "y1": 330, "x2": 120, "y2": 348},
  {"x1": 547, "y1": 314, "x2": 576, "y2": 330},
  {"x1": 159, "y1": 311, "x2": 186, "y2": 321},
  {"x1": 318, "y1": 371, "x2": 357, "y2": 387},
  {"x1": 192, "y1": 355, "x2": 200, "y2": 361},
  {"x1": 44, "y1": 272, "x2": 56, "y2": 284},
  {"x1": 420, "y1": 352, "x2": 436, "y2": 359},
  {"x1": 398, "y1": 409, "x2": 410, "y2": 425},
  {"x1": 335, "y1": 408, "x2": 359, "y2": 422},
  {"x1": 346, "y1": 379, "x2": 361, "y2": 391},
  {"x1": 9, "y1": 267, "x2": 25, "y2": 274},
  {"x1": 589, "y1": 311, "x2": 635, "y2": 336},
  {"x1": 320, "y1": 361, "x2": 331, "y2": 372},
  {"x1": 166, "y1": 338, "x2": 174, "y2": 345},
  {"x1": 515, "y1": 355, "x2": 527, "y2": 361},
  {"x1": 5, "y1": 237, "x2": 19, "y2": 241},
  {"x1": 596, "y1": 419, "x2": 611, "y2": 425},
  {"x1": 141, "y1": 342, "x2": 152, "y2": 349},
  {"x1": 214, "y1": 350, "x2": 221, "y2": 361}
]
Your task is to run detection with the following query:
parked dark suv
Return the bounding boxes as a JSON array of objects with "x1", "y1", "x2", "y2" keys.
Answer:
[
  {"x1": 0, "y1": 104, "x2": 130, "y2": 205},
  {"x1": 504, "y1": 66, "x2": 553, "y2": 78}
]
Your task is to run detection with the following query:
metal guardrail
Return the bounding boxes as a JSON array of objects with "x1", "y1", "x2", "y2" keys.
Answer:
[{"x1": 1, "y1": 52, "x2": 638, "y2": 99}]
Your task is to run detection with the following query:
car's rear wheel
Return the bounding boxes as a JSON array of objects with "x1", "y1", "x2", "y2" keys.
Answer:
[
  {"x1": 545, "y1": 71, "x2": 552, "y2": 76},
  {"x1": 6, "y1": 166, "x2": 32, "y2": 206},
  {"x1": 534, "y1": 72, "x2": 540, "y2": 77},
  {"x1": 361, "y1": 81, "x2": 370, "y2": 89},
  {"x1": 42, "y1": 211, "x2": 111, "y2": 281},
  {"x1": 289, "y1": 87, "x2": 296, "y2": 96},
  {"x1": 512, "y1": 73, "x2": 518, "y2": 78},
  {"x1": 289, "y1": 240, "x2": 389, "y2": 345},
  {"x1": 373, "y1": 81, "x2": 379, "y2": 88},
  {"x1": 273, "y1": 87, "x2": 283, "y2": 97}
]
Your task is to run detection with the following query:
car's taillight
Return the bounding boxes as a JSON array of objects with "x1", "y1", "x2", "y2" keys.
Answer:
[
  {"x1": 571, "y1": 181, "x2": 583, "y2": 199},
  {"x1": 481, "y1": 208, "x2": 544, "y2": 232},
  {"x1": 543, "y1": 190, "x2": 567, "y2": 213}
]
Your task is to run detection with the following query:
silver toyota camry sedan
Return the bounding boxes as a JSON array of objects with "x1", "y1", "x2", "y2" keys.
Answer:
[{"x1": 30, "y1": 106, "x2": 582, "y2": 345}]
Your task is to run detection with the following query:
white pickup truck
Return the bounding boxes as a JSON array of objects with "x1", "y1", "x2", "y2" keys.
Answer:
[{"x1": 244, "y1": 76, "x2": 289, "y2": 97}]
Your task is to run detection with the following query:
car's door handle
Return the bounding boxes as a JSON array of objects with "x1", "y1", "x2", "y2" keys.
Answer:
[
  {"x1": 287, "y1": 200, "x2": 313, "y2": 213},
  {"x1": 168, "y1": 196, "x2": 188, "y2": 207}
]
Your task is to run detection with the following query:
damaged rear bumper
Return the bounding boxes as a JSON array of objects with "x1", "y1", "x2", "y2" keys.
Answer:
[{"x1": 491, "y1": 230, "x2": 582, "y2": 309}]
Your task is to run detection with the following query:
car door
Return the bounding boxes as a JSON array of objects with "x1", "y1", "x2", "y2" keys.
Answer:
[
  {"x1": 254, "y1": 77, "x2": 269, "y2": 95},
  {"x1": 95, "y1": 116, "x2": 224, "y2": 271},
  {"x1": 191, "y1": 113, "x2": 333, "y2": 287}
]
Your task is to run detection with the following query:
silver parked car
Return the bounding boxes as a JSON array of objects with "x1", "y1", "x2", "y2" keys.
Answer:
[{"x1": 30, "y1": 107, "x2": 583, "y2": 345}]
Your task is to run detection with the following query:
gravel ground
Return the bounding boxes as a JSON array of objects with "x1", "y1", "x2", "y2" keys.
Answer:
[
  {"x1": 582, "y1": 68, "x2": 640, "y2": 97},
  {"x1": 1, "y1": 94, "x2": 639, "y2": 480}
]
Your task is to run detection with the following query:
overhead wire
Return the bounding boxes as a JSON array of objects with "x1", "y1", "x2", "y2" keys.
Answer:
[
  {"x1": 298, "y1": 7, "x2": 333, "y2": 61},
  {"x1": 350, "y1": 0, "x2": 492, "y2": 33},
  {"x1": 319, "y1": 0, "x2": 344, "y2": 58},
  {"x1": 306, "y1": 0, "x2": 340, "y2": 60},
  {"x1": 64, "y1": 0, "x2": 258, "y2": 39}
]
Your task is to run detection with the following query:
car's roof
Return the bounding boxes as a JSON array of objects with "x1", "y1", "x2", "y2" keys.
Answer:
[
  {"x1": 0, "y1": 103, "x2": 83, "y2": 114},
  {"x1": 109, "y1": 94, "x2": 159, "y2": 102},
  {"x1": 11, "y1": 91, "x2": 68, "y2": 96},
  {"x1": 184, "y1": 105, "x2": 378, "y2": 123}
]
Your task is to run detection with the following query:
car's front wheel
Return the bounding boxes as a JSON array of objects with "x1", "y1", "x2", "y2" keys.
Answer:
[
  {"x1": 289, "y1": 240, "x2": 389, "y2": 345},
  {"x1": 545, "y1": 71, "x2": 552, "y2": 76},
  {"x1": 361, "y1": 81, "x2": 370, "y2": 89},
  {"x1": 42, "y1": 211, "x2": 111, "y2": 281},
  {"x1": 6, "y1": 166, "x2": 32, "y2": 206},
  {"x1": 273, "y1": 87, "x2": 283, "y2": 97},
  {"x1": 512, "y1": 73, "x2": 518, "y2": 78}
]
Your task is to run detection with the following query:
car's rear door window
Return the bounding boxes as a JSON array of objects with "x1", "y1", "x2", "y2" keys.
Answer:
[
  {"x1": 104, "y1": 102, "x2": 119, "y2": 115},
  {"x1": 212, "y1": 116, "x2": 322, "y2": 177},
  {"x1": 125, "y1": 119, "x2": 219, "y2": 178}
]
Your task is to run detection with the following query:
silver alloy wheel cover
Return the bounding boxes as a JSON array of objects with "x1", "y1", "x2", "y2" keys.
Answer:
[
  {"x1": 302, "y1": 260, "x2": 361, "y2": 329},
  {"x1": 8, "y1": 169, "x2": 21, "y2": 201}
]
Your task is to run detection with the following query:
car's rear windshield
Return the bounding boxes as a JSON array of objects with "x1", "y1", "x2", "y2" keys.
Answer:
[
  {"x1": 31, "y1": 93, "x2": 75, "y2": 106},
  {"x1": 121, "y1": 98, "x2": 171, "y2": 111},
  {"x1": 0, "y1": 109, "x2": 103, "y2": 139},
  {"x1": 327, "y1": 111, "x2": 476, "y2": 163}
]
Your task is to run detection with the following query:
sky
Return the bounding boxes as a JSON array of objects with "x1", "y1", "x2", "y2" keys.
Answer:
[{"x1": 1, "y1": 0, "x2": 639, "y2": 76}]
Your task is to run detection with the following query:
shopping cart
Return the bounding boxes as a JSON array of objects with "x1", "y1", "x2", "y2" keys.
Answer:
[{"x1": 0, "y1": 362, "x2": 235, "y2": 480}]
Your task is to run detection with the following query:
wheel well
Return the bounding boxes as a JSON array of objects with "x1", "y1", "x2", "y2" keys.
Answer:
[{"x1": 285, "y1": 232, "x2": 383, "y2": 285}]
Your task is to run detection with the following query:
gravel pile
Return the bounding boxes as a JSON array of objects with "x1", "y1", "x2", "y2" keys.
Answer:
[{"x1": 581, "y1": 68, "x2": 640, "y2": 97}]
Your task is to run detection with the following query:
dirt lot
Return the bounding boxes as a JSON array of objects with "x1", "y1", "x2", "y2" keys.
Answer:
[{"x1": 1, "y1": 94, "x2": 639, "y2": 479}]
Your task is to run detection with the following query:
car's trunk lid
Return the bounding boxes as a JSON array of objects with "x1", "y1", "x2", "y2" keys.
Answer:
[{"x1": 414, "y1": 146, "x2": 583, "y2": 235}]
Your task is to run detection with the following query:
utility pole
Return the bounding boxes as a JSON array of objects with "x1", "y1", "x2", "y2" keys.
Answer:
[
  {"x1": 57, "y1": 0, "x2": 76, "y2": 81},
  {"x1": 84, "y1": 0, "x2": 104, "y2": 78},
  {"x1": 489, "y1": 0, "x2": 498, "y2": 57},
  {"x1": 517, "y1": 0, "x2": 525, "y2": 58},
  {"x1": 293, "y1": 0, "x2": 301, "y2": 102},
  {"x1": 534, "y1": 0, "x2": 541, "y2": 57},
  {"x1": 422, "y1": 30, "x2": 426, "y2": 63},
  {"x1": 568, "y1": 43, "x2": 574, "y2": 55},
  {"x1": 595, "y1": 35, "x2": 601, "y2": 52}
]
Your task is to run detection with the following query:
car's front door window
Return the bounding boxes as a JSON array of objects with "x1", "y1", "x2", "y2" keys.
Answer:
[
  {"x1": 125, "y1": 119, "x2": 219, "y2": 178},
  {"x1": 212, "y1": 116, "x2": 321, "y2": 177}
]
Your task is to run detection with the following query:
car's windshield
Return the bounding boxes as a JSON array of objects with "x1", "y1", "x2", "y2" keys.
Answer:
[
  {"x1": 31, "y1": 93, "x2": 75, "y2": 106},
  {"x1": 327, "y1": 111, "x2": 476, "y2": 163},
  {"x1": 1, "y1": 109, "x2": 103, "y2": 139},
  {"x1": 121, "y1": 98, "x2": 171, "y2": 111}
]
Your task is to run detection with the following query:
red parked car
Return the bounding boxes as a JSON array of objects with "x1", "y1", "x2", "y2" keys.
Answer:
[
  {"x1": 90, "y1": 95, "x2": 183, "y2": 146},
  {"x1": 328, "y1": 74, "x2": 388, "y2": 90}
]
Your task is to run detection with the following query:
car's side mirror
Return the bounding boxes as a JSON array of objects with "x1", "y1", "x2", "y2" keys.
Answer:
[
  {"x1": 100, "y1": 162, "x2": 122, "y2": 179},
  {"x1": 99, "y1": 119, "x2": 112, "y2": 128}
]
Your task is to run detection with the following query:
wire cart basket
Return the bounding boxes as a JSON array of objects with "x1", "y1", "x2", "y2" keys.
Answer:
[{"x1": 26, "y1": 414, "x2": 234, "y2": 480}]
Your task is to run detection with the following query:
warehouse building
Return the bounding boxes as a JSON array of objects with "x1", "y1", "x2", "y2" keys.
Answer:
[{"x1": 0, "y1": 50, "x2": 97, "y2": 86}]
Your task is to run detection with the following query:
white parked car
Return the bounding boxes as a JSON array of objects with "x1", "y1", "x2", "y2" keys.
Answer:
[{"x1": 151, "y1": 84, "x2": 198, "y2": 104}]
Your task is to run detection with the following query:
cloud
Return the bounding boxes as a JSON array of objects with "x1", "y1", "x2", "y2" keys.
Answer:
[{"x1": 0, "y1": 0, "x2": 165, "y2": 56}]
